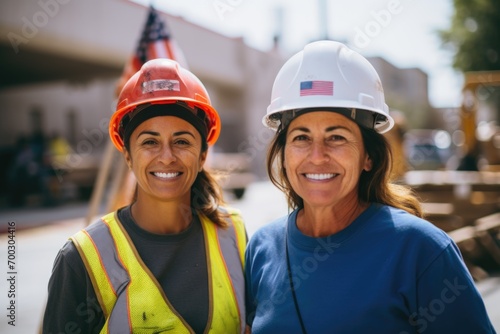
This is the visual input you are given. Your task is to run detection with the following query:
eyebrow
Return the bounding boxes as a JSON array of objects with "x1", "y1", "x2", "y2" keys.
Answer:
[
  {"x1": 173, "y1": 131, "x2": 196, "y2": 139},
  {"x1": 137, "y1": 130, "x2": 160, "y2": 138},
  {"x1": 136, "y1": 130, "x2": 196, "y2": 139},
  {"x1": 288, "y1": 125, "x2": 352, "y2": 134}
]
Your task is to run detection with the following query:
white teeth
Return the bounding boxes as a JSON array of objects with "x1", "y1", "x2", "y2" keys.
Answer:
[
  {"x1": 305, "y1": 173, "x2": 335, "y2": 180},
  {"x1": 153, "y1": 172, "x2": 180, "y2": 179}
]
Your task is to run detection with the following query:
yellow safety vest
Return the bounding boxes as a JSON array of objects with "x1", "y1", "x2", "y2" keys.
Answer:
[{"x1": 71, "y1": 208, "x2": 246, "y2": 334}]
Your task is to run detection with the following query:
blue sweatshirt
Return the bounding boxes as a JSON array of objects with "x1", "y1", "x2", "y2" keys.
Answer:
[{"x1": 245, "y1": 204, "x2": 496, "y2": 334}]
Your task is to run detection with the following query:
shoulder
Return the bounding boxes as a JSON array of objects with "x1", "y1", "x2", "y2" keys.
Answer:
[
  {"x1": 51, "y1": 238, "x2": 87, "y2": 280},
  {"x1": 218, "y1": 205, "x2": 245, "y2": 228},
  {"x1": 364, "y1": 204, "x2": 467, "y2": 281},
  {"x1": 375, "y1": 204, "x2": 451, "y2": 243},
  {"x1": 216, "y1": 206, "x2": 248, "y2": 243},
  {"x1": 72, "y1": 211, "x2": 118, "y2": 236},
  {"x1": 373, "y1": 204, "x2": 455, "y2": 262},
  {"x1": 69, "y1": 212, "x2": 122, "y2": 254},
  {"x1": 66, "y1": 214, "x2": 122, "y2": 264},
  {"x1": 70, "y1": 219, "x2": 103, "y2": 244},
  {"x1": 220, "y1": 205, "x2": 243, "y2": 220},
  {"x1": 253, "y1": 214, "x2": 288, "y2": 236},
  {"x1": 246, "y1": 214, "x2": 288, "y2": 251}
]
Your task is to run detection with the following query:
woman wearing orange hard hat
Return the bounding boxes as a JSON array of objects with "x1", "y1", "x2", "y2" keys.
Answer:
[{"x1": 43, "y1": 59, "x2": 247, "y2": 334}]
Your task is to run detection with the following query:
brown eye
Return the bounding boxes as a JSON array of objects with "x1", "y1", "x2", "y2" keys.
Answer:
[
  {"x1": 142, "y1": 139, "x2": 157, "y2": 146},
  {"x1": 174, "y1": 138, "x2": 190, "y2": 146},
  {"x1": 293, "y1": 134, "x2": 308, "y2": 141}
]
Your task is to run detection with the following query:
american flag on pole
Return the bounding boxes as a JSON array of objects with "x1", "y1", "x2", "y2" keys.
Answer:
[
  {"x1": 115, "y1": 5, "x2": 188, "y2": 96},
  {"x1": 300, "y1": 80, "x2": 334, "y2": 96},
  {"x1": 107, "y1": 5, "x2": 189, "y2": 213}
]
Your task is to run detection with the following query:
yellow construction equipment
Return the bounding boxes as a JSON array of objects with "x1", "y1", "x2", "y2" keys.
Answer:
[{"x1": 459, "y1": 70, "x2": 500, "y2": 170}]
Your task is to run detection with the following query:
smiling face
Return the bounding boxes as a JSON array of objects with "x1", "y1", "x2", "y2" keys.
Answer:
[
  {"x1": 284, "y1": 111, "x2": 372, "y2": 209},
  {"x1": 123, "y1": 115, "x2": 206, "y2": 205}
]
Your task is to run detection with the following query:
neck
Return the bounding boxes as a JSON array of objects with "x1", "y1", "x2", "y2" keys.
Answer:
[
  {"x1": 296, "y1": 200, "x2": 369, "y2": 238},
  {"x1": 130, "y1": 195, "x2": 193, "y2": 234}
]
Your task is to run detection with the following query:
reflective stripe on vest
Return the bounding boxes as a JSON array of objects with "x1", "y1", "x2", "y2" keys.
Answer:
[{"x1": 71, "y1": 209, "x2": 246, "y2": 334}]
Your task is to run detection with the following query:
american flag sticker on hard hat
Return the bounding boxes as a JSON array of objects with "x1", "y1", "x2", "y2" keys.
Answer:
[
  {"x1": 300, "y1": 80, "x2": 334, "y2": 96},
  {"x1": 142, "y1": 79, "x2": 180, "y2": 94}
]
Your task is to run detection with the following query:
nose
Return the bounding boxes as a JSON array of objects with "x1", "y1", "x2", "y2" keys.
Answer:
[
  {"x1": 309, "y1": 141, "x2": 329, "y2": 164},
  {"x1": 158, "y1": 144, "x2": 176, "y2": 164}
]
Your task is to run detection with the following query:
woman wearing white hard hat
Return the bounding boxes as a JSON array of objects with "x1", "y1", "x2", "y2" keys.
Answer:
[{"x1": 245, "y1": 41, "x2": 494, "y2": 333}]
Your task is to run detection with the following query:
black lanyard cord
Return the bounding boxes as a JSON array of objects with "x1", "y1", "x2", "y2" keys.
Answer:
[{"x1": 285, "y1": 231, "x2": 308, "y2": 334}]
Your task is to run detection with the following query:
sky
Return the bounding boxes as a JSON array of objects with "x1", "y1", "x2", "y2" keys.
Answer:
[{"x1": 133, "y1": 0, "x2": 462, "y2": 108}]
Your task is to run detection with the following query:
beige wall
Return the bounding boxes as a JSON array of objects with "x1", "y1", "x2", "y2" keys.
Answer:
[
  {"x1": 0, "y1": 0, "x2": 284, "y2": 177},
  {"x1": 0, "y1": 0, "x2": 432, "y2": 178}
]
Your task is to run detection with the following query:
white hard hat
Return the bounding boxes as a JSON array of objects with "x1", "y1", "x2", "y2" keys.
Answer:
[{"x1": 264, "y1": 40, "x2": 394, "y2": 133}]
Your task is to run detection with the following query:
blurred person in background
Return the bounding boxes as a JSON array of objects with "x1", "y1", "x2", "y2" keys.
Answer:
[
  {"x1": 43, "y1": 59, "x2": 247, "y2": 333},
  {"x1": 245, "y1": 40, "x2": 495, "y2": 334},
  {"x1": 7, "y1": 136, "x2": 35, "y2": 207},
  {"x1": 8, "y1": 132, "x2": 54, "y2": 207},
  {"x1": 48, "y1": 131, "x2": 72, "y2": 167}
]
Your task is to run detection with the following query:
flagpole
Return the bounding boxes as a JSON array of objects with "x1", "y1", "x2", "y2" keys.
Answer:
[
  {"x1": 85, "y1": 138, "x2": 116, "y2": 225},
  {"x1": 86, "y1": 4, "x2": 188, "y2": 222}
]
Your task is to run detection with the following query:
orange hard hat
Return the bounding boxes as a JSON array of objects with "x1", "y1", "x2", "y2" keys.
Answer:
[{"x1": 109, "y1": 58, "x2": 221, "y2": 150}]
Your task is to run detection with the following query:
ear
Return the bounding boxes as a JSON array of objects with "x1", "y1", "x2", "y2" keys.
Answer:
[
  {"x1": 123, "y1": 149, "x2": 132, "y2": 170},
  {"x1": 199, "y1": 150, "x2": 207, "y2": 172},
  {"x1": 363, "y1": 154, "x2": 373, "y2": 172}
]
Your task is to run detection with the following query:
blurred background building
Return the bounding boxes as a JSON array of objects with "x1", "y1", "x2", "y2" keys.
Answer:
[
  {"x1": 1, "y1": 0, "x2": 500, "y2": 311},
  {"x1": 0, "y1": 0, "x2": 442, "y2": 208}
]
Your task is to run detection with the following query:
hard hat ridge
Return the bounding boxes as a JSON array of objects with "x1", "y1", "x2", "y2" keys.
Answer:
[
  {"x1": 264, "y1": 40, "x2": 394, "y2": 133},
  {"x1": 120, "y1": 103, "x2": 210, "y2": 149},
  {"x1": 109, "y1": 58, "x2": 221, "y2": 151}
]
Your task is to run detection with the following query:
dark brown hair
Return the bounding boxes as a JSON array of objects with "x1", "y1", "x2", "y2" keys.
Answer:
[{"x1": 190, "y1": 166, "x2": 229, "y2": 228}]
